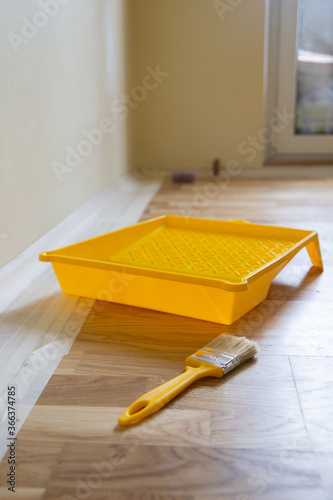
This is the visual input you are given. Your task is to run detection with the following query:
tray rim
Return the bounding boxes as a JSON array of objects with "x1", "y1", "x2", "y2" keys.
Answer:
[{"x1": 39, "y1": 215, "x2": 320, "y2": 292}]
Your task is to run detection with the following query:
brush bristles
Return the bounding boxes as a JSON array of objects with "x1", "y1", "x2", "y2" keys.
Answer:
[{"x1": 205, "y1": 334, "x2": 259, "y2": 364}]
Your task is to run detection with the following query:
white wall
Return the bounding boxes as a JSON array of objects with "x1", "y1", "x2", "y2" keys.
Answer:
[
  {"x1": 129, "y1": 0, "x2": 267, "y2": 172},
  {"x1": 0, "y1": 0, "x2": 130, "y2": 268}
]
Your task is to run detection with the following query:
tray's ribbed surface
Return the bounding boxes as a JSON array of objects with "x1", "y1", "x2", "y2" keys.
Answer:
[{"x1": 111, "y1": 226, "x2": 298, "y2": 282}]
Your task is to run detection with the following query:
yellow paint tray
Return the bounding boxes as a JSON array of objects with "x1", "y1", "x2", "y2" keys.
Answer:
[{"x1": 39, "y1": 215, "x2": 323, "y2": 324}]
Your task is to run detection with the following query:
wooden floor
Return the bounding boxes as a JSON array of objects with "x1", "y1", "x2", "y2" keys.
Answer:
[{"x1": 1, "y1": 177, "x2": 333, "y2": 500}]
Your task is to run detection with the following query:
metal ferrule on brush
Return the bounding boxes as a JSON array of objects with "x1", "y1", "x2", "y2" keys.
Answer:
[{"x1": 192, "y1": 348, "x2": 240, "y2": 374}]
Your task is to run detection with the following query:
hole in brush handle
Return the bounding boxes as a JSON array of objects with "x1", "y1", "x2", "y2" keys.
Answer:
[{"x1": 128, "y1": 400, "x2": 150, "y2": 415}]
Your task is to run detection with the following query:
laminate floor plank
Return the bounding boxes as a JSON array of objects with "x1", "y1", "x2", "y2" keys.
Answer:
[
  {"x1": 18, "y1": 405, "x2": 212, "y2": 448},
  {"x1": 43, "y1": 443, "x2": 325, "y2": 500}
]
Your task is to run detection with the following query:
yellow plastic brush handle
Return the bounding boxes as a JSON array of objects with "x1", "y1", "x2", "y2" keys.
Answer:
[{"x1": 118, "y1": 359, "x2": 223, "y2": 426}]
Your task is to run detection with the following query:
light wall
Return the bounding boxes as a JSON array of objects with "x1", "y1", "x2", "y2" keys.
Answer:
[
  {"x1": 129, "y1": 0, "x2": 267, "y2": 172},
  {"x1": 0, "y1": 0, "x2": 130, "y2": 268}
]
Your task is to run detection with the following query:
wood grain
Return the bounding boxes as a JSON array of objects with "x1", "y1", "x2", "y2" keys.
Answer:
[
  {"x1": 42, "y1": 444, "x2": 325, "y2": 500},
  {"x1": 1, "y1": 177, "x2": 332, "y2": 500}
]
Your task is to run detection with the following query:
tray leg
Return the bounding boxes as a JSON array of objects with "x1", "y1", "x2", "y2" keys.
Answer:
[{"x1": 306, "y1": 234, "x2": 323, "y2": 270}]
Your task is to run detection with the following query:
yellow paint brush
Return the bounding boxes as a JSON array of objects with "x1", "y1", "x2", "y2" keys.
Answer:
[{"x1": 118, "y1": 334, "x2": 259, "y2": 426}]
